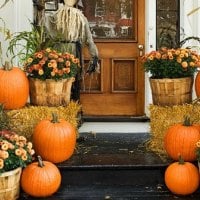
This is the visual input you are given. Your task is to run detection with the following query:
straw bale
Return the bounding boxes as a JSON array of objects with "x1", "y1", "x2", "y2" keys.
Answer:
[
  {"x1": 6, "y1": 101, "x2": 81, "y2": 141},
  {"x1": 147, "y1": 103, "x2": 200, "y2": 159}
]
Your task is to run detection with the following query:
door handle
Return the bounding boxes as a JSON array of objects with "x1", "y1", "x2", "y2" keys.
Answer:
[{"x1": 138, "y1": 44, "x2": 144, "y2": 56}]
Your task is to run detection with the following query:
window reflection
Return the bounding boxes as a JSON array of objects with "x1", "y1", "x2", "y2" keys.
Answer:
[{"x1": 82, "y1": 0, "x2": 135, "y2": 40}]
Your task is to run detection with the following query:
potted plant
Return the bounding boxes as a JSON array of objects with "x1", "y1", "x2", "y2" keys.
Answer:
[
  {"x1": 142, "y1": 47, "x2": 200, "y2": 106},
  {"x1": 25, "y1": 47, "x2": 80, "y2": 106},
  {"x1": 0, "y1": 104, "x2": 35, "y2": 200}
]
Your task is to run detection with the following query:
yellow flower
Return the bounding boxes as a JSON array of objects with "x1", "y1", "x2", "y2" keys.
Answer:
[
  {"x1": 35, "y1": 52, "x2": 43, "y2": 59},
  {"x1": 21, "y1": 155, "x2": 28, "y2": 161},
  {"x1": 38, "y1": 69, "x2": 44, "y2": 75},
  {"x1": 168, "y1": 52, "x2": 173, "y2": 57},
  {"x1": 148, "y1": 55, "x2": 154, "y2": 60},
  {"x1": 19, "y1": 136, "x2": 27, "y2": 143},
  {"x1": 51, "y1": 71, "x2": 56, "y2": 77},
  {"x1": 161, "y1": 54, "x2": 167, "y2": 59},
  {"x1": 181, "y1": 61, "x2": 188, "y2": 68},
  {"x1": 180, "y1": 50, "x2": 186, "y2": 55},
  {"x1": 175, "y1": 50, "x2": 181, "y2": 55},
  {"x1": 176, "y1": 57, "x2": 182, "y2": 63},
  {"x1": 18, "y1": 141, "x2": 25, "y2": 148},
  {"x1": 73, "y1": 58, "x2": 79, "y2": 64},
  {"x1": 1, "y1": 143, "x2": 8, "y2": 151},
  {"x1": 48, "y1": 62, "x2": 53, "y2": 68},
  {"x1": 45, "y1": 48, "x2": 51, "y2": 52},
  {"x1": 15, "y1": 148, "x2": 22, "y2": 156},
  {"x1": 12, "y1": 134, "x2": 19, "y2": 142},
  {"x1": 27, "y1": 142, "x2": 33, "y2": 149},
  {"x1": 189, "y1": 62, "x2": 195, "y2": 67},
  {"x1": 155, "y1": 52, "x2": 161, "y2": 59},
  {"x1": 27, "y1": 57, "x2": 33, "y2": 63}
]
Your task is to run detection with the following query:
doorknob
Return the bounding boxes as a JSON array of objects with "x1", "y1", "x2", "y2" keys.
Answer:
[{"x1": 138, "y1": 44, "x2": 144, "y2": 56}]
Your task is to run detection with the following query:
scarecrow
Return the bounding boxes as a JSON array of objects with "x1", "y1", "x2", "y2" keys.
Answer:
[{"x1": 45, "y1": 0, "x2": 99, "y2": 101}]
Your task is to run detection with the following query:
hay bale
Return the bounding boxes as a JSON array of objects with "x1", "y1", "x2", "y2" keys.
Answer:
[
  {"x1": 6, "y1": 101, "x2": 81, "y2": 141},
  {"x1": 148, "y1": 103, "x2": 200, "y2": 159}
]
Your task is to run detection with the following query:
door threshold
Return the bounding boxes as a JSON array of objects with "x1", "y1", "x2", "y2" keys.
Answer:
[{"x1": 82, "y1": 115, "x2": 150, "y2": 122}]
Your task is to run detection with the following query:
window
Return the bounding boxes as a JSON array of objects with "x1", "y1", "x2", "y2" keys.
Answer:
[{"x1": 156, "y1": 0, "x2": 180, "y2": 49}]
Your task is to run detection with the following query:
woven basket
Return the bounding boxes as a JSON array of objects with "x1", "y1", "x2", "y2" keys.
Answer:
[
  {"x1": 0, "y1": 167, "x2": 22, "y2": 200},
  {"x1": 29, "y1": 78, "x2": 75, "y2": 106},
  {"x1": 149, "y1": 77, "x2": 193, "y2": 106}
]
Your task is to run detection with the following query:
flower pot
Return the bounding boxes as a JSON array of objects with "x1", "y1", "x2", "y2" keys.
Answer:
[
  {"x1": 29, "y1": 77, "x2": 75, "y2": 106},
  {"x1": 149, "y1": 77, "x2": 193, "y2": 106},
  {"x1": 0, "y1": 167, "x2": 22, "y2": 200}
]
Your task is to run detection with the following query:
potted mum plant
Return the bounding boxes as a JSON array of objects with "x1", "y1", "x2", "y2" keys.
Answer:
[
  {"x1": 0, "y1": 104, "x2": 35, "y2": 200},
  {"x1": 25, "y1": 48, "x2": 80, "y2": 106},
  {"x1": 142, "y1": 47, "x2": 200, "y2": 106}
]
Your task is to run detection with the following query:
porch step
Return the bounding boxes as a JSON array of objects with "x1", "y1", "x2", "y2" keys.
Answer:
[{"x1": 20, "y1": 132, "x2": 200, "y2": 200}]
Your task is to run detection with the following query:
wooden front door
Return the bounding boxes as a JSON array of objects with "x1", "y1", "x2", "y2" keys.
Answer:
[{"x1": 80, "y1": 0, "x2": 145, "y2": 116}]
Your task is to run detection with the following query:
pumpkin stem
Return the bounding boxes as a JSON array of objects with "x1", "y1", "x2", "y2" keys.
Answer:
[
  {"x1": 3, "y1": 61, "x2": 13, "y2": 71},
  {"x1": 178, "y1": 155, "x2": 185, "y2": 165},
  {"x1": 37, "y1": 155, "x2": 45, "y2": 168},
  {"x1": 51, "y1": 113, "x2": 59, "y2": 123},
  {"x1": 183, "y1": 115, "x2": 192, "y2": 126}
]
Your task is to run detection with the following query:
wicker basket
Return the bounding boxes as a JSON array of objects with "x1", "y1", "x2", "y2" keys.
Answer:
[
  {"x1": 149, "y1": 77, "x2": 193, "y2": 106},
  {"x1": 0, "y1": 167, "x2": 22, "y2": 200},
  {"x1": 29, "y1": 78, "x2": 75, "y2": 106}
]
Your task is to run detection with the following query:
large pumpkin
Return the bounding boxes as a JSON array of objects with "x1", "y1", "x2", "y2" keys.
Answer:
[
  {"x1": 195, "y1": 71, "x2": 200, "y2": 97},
  {"x1": 164, "y1": 116, "x2": 200, "y2": 161},
  {"x1": 21, "y1": 156, "x2": 61, "y2": 197},
  {"x1": 33, "y1": 113, "x2": 76, "y2": 163},
  {"x1": 0, "y1": 62, "x2": 29, "y2": 109},
  {"x1": 165, "y1": 157, "x2": 199, "y2": 195}
]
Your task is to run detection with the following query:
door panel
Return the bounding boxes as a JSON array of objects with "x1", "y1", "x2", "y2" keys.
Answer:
[{"x1": 80, "y1": 0, "x2": 145, "y2": 116}]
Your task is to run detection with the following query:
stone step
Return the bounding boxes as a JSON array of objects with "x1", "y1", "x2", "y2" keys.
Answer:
[{"x1": 19, "y1": 132, "x2": 200, "y2": 200}]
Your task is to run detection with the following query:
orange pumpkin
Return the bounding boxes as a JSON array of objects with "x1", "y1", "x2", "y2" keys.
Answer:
[
  {"x1": 164, "y1": 116, "x2": 200, "y2": 161},
  {"x1": 195, "y1": 71, "x2": 200, "y2": 97},
  {"x1": 165, "y1": 157, "x2": 199, "y2": 195},
  {"x1": 21, "y1": 156, "x2": 61, "y2": 197},
  {"x1": 0, "y1": 62, "x2": 29, "y2": 109},
  {"x1": 33, "y1": 113, "x2": 76, "y2": 163}
]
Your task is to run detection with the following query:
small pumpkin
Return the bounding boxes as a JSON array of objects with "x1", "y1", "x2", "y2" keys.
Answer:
[
  {"x1": 0, "y1": 62, "x2": 29, "y2": 109},
  {"x1": 164, "y1": 116, "x2": 200, "y2": 161},
  {"x1": 165, "y1": 157, "x2": 199, "y2": 195},
  {"x1": 195, "y1": 71, "x2": 200, "y2": 97},
  {"x1": 21, "y1": 156, "x2": 61, "y2": 197},
  {"x1": 33, "y1": 113, "x2": 76, "y2": 163}
]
